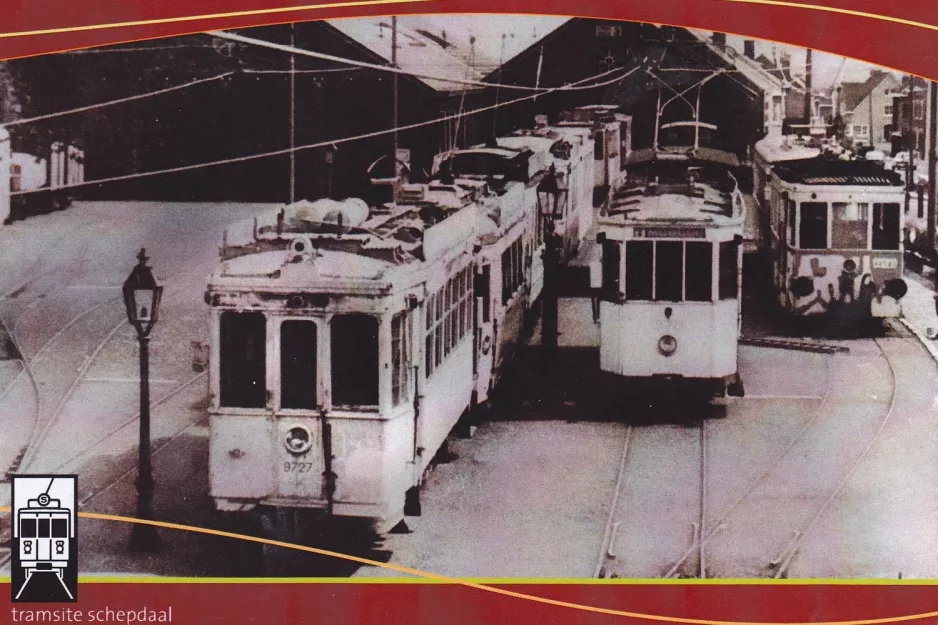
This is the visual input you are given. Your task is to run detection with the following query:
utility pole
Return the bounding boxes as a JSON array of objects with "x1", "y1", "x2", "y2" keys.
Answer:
[
  {"x1": 289, "y1": 23, "x2": 296, "y2": 204},
  {"x1": 927, "y1": 80, "x2": 936, "y2": 263},
  {"x1": 392, "y1": 16, "x2": 399, "y2": 202}
]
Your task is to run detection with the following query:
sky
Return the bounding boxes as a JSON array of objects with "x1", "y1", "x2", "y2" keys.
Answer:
[{"x1": 328, "y1": 15, "x2": 893, "y2": 91}]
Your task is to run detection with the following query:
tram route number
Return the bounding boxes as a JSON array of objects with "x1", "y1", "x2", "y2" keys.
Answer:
[{"x1": 283, "y1": 461, "x2": 315, "y2": 473}]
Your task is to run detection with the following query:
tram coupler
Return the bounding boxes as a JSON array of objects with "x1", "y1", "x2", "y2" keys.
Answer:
[
  {"x1": 727, "y1": 374, "x2": 745, "y2": 398},
  {"x1": 403, "y1": 486, "x2": 422, "y2": 517}
]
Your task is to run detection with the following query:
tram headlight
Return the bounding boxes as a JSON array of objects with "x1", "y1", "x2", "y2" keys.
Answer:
[
  {"x1": 883, "y1": 278, "x2": 908, "y2": 300},
  {"x1": 790, "y1": 276, "x2": 815, "y2": 298},
  {"x1": 658, "y1": 335, "x2": 678, "y2": 357},
  {"x1": 284, "y1": 425, "x2": 313, "y2": 455}
]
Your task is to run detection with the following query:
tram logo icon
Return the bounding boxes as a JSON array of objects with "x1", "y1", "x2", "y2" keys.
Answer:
[{"x1": 10, "y1": 475, "x2": 78, "y2": 603}]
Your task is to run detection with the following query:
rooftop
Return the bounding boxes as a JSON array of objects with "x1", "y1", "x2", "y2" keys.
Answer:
[{"x1": 772, "y1": 157, "x2": 903, "y2": 186}]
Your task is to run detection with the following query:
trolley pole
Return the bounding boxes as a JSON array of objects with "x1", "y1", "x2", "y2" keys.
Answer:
[{"x1": 289, "y1": 22, "x2": 296, "y2": 204}]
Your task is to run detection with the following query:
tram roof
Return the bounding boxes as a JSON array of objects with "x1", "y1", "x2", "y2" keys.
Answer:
[{"x1": 772, "y1": 157, "x2": 902, "y2": 186}]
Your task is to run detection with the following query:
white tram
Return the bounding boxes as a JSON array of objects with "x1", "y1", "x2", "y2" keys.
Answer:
[
  {"x1": 556, "y1": 105, "x2": 631, "y2": 196},
  {"x1": 206, "y1": 155, "x2": 547, "y2": 531},
  {"x1": 591, "y1": 153, "x2": 746, "y2": 398},
  {"x1": 15, "y1": 492, "x2": 73, "y2": 598},
  {"x1": 757, "y1": 156, "x2": 907, "y2": 318}
]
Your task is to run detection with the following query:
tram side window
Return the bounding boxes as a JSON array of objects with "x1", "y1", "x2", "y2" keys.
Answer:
[
  {"x1": 280, "y1": 320, "x2": 317, "y2": 410},
  {"x1": 594, "y1": 132, "x2": 605, "y2": 160},
  {"x1": 426, "y1": 269, "x2": 474, "y2": 378},
  {"x1": 872, "y1": 203, "x2": 901, "y2": 250},
  {"x1": 20, "y1": 518, "x2": 36, "y2": 538},
  {"x1": 501, "y1": 237, "x2": 524, "y2": 304},
  {"x1": 719, "y1": 241, "x2": 739, "y2": 300},
  {"x1": 685, "y1": 242, "x2": 713, "y2": 302},
  {"x1": 786, "y1": 197, "x2": 797, "y2": 245},
  {"x1": 331, "y1": 315, "x2": 379, "y2": 407},
  {"x1": 624, "y1": 241, "x2": 653, "y2": 300},
  {"x1": 600, "y1": 240, "x2": 621, "y2": 297},
  {"x1": 832, "y1": 202, "x2": 869, "y2": 249},
  {"x1": 799, "y1": 202, "x2": 828, "y2": 249},
  {"x1": 219, "y1": 311, "x2": 267, "y2": 409},
  {"x1": 391, "y1": 312, "x2": 411, "y2": 407},
  {"x1": 655, "y1": 241, "x2": 683, "y2": 302}
]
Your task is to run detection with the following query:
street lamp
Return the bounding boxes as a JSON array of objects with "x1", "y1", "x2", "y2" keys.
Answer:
[
  {"x1": 537, "y1": 166, "x2": 568, "y2": 352},
  {"x1": 122, "y1": 248, "x2": 163, "y2": 553}
]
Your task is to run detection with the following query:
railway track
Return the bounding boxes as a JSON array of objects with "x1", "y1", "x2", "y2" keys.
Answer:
[{"x1": 662, "y1": 339, "x2": 897, "y2": 579}]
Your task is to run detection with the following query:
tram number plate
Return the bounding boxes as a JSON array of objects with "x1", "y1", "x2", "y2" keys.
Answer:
[
  {"x1": 872, "y1": 257, "x2": 898, "y2": 269},
  {"x1": 283, "y1": 462, "x2": 315, "y2": 473}
]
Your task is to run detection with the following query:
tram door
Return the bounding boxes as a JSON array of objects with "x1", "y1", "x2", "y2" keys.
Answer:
[{"x1": 474, "y1": 264, "x2": 494, "y2": 404}]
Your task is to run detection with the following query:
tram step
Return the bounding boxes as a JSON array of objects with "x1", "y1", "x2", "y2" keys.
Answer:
[{"x1": 739, "y1": 336, "x2": 850, "y2": 354}]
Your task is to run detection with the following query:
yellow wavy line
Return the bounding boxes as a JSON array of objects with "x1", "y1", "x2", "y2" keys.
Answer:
[
  {"x1": 1, "y1": 506, "x2": 938, "y2": 623},
  {"x1": 0, "y1": 0, "x2": 433, "y2": 39},
  {"x1": 717, "y1": 0, "x2": 938, "y2": 32}
]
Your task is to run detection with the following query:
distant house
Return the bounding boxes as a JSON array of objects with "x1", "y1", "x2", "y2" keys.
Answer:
[
  {"x1": 888, "y1": 75, "x2": 928, "y2": 157},
  {"x1": 838, "y1": 70, "x2": 901, "y2": 150}
]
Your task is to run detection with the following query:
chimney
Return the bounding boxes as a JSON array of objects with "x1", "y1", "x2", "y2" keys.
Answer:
[
  {"x1": 743, "y1": 40, "x2": 755, "y2": 59},
  {"x1": 711, "y1": 32, "x2": 726, "y2": 50}
]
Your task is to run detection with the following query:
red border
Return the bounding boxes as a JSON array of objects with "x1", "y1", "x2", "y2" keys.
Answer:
[
  {"x1": 3, "y1": 1, "x2": 938, "y2": 623},
  {"x1": 1, "y1": 0, "x2": 938, "y2": 80}
]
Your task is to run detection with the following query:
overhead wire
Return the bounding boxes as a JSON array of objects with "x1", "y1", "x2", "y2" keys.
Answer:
[
  {"x1": 2, "y1": 71, "x2": 235, "y2": 127},
  {"x1": 10, "y1": 63, "x2": 641, "y2": 196},
  {"x1": 208, "y1": 29, "x2": 637, "y2": 93}
]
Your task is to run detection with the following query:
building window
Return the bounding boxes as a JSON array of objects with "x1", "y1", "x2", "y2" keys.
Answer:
[
  {"x1": 914, "y1": 100, "x2": 924, "y2": 120},
  {"x1": 884, "y1": 104, "x2": 893, "y2": 116},
  {"x1": 852, "y1": 125, "x2": 869, "y2": 137},
  {"x1": 219, "y1": 311, "x2": 267, "y2": 409},
  {"x1": 596, "y1": 24, "x2": 623, "y2": 37},
  {"x1": 331, "y1": 314, "x2": 379, "y2": 407}
]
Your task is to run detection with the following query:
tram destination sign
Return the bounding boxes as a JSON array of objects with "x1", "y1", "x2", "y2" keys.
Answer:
[{"x1": 633, "y1": 227, "x2": 706, "y2": 239}]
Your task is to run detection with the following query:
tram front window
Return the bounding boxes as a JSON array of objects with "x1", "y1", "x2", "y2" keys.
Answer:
[
  {"x1": 331, "y1": 314, "x2": 379, "y2": 408},
  {"x1": 832, "y1": 202, "x2": 869, "y2": 249},
  {"x1": 51, "y1": 518, "x2": 68, "y2": 538},
  {"x1": 799, "y1": 202, "x2": 828, "y2": 249},
  {"x1": 685, "y1": 242, "x2": 713, "y2": 301},
  {"x1": 281, "y1": 320, "x2": 317, "y2": 410},
  {"x1": 872, "y1": 203, "x2": 901, "y2": 250},
  {"x1": 20, "y1": 518, "x2": 36, "y2": 538},
  {"x1": 220, "y1": 311, "x2": 267, "y2": 409},
  {"x1": 625, "y1": 241, "x2": 653, "y2": 300},
  {"x1": 655, "y1": 241, "x2": 683, "y2": 302}
]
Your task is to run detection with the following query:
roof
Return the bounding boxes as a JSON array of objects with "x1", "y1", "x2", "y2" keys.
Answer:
[
  {"x1": 772, "y1": 157, "x2": 903, "y2": 186},
  {"x1": 326, "y1": 16, "x2": 569, "y2": 93},
  {"x1": 686, "y1": 30, "x2": 784, "y2": 95},
  {"x1": 839, "y1": 71, "x2": 897, "y2": 112},
  {"x1": 326, "y1": 16, "x2": 495, "y2": 92},
  {"x1": 754, "y1": 135, "x2": 823, "y2": 163}
]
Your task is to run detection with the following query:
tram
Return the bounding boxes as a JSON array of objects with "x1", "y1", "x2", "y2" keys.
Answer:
[
  {"x1": 591, "y1": 128, "x2": 746, "y2": 399},
  {"x1": 14, "y1": 491, "x2": 73, "y2": 600},
  {"x1": 758, "y1": 156, "x2": 907, "y2": 318}
]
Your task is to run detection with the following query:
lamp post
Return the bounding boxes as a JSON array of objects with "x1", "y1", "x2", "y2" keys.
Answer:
[
  {"x1": 123, "y1": 248, "x2": 163, "y2": 553},
  {"x1": 537, "y1": 166, "x2": 567, "y2": 353}
]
